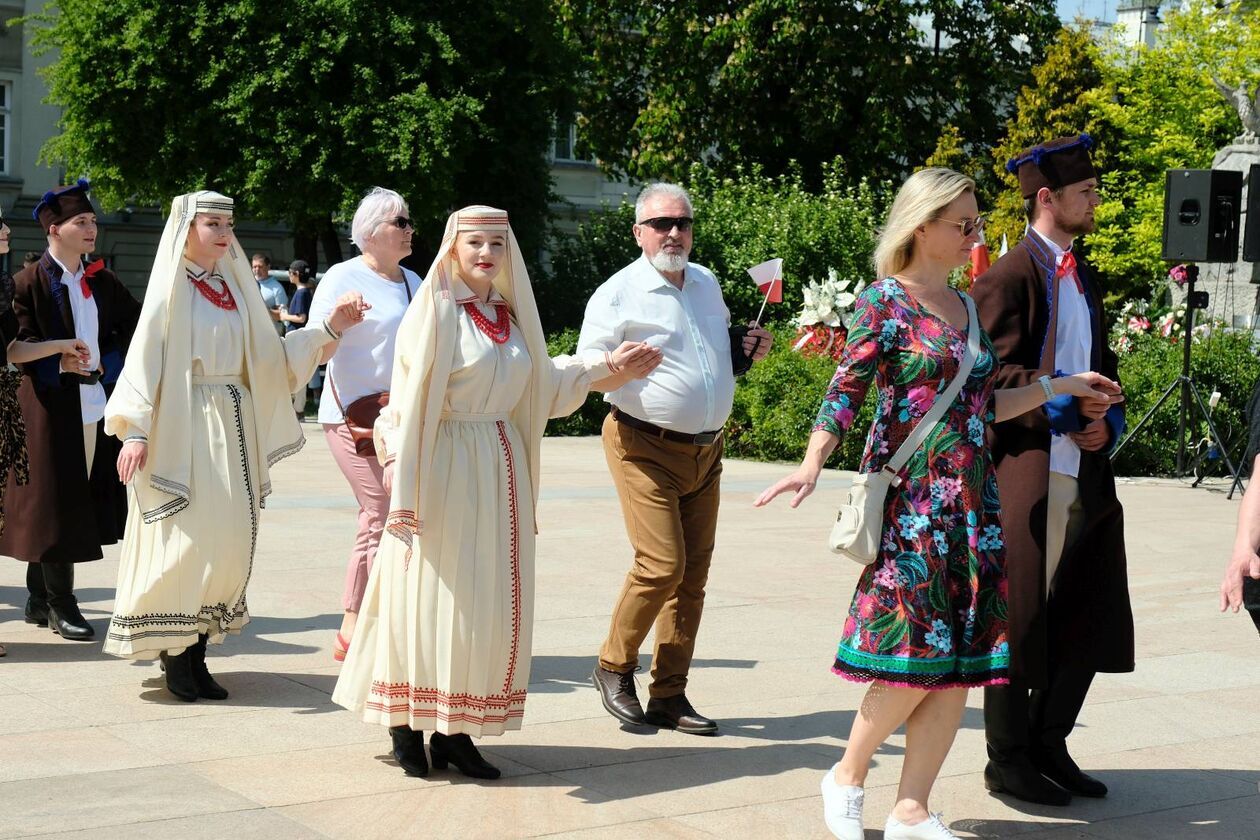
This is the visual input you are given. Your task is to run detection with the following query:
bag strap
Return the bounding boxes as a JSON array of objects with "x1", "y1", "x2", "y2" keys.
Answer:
[{"x1": 881, "y1": 293, "x2": 980, "y2": 484}]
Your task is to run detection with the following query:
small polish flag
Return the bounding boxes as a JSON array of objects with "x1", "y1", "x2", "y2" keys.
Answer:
[
  {"x1": 967, "y1": 232, "x2": 991, "y2": 283},
  {"x1": 747, "y1": 258, "x2": 783, "y2": 303}
]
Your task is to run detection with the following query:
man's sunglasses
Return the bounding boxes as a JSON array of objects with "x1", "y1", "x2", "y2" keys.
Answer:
[
  {"x1": 638, "y1": 216, "x2": 694, "y2": 233},
  {"x1": 388, "y1": 216, "x2": 414, "y2": 230},
  {"x1": 939, "y1": 215, "x2": 986, "y2": 237}
]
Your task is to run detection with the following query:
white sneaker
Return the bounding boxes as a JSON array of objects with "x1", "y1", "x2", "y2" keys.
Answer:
[
  {"x1": 884, "y1": 812, "x2": 960, "y2": 839},
  {"x1": 820, "y1": 763, "x2": 864, "y2": 840}
]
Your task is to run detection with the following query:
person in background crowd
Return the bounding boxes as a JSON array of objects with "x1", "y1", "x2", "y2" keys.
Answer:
[
  {"x1": 251, "y1": 252, "x2": 288, "y2": 336},
  {"x1": 282, "y1": 259, "x2": 317, "y2": 419}
]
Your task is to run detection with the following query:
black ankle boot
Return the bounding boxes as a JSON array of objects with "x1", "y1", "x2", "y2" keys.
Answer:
[
  {"x1": 188, "y1": 634, "x2": 229, "y2": 700},
  {"x1": 428, "y1": 732, "x2": 500, "y2": 780},
  {"x1": 159, "y1": 648, "x2": 199, "y2": 702},
  {"x1": 389, "y1": 726, "x2": 429, "y2": 777}
]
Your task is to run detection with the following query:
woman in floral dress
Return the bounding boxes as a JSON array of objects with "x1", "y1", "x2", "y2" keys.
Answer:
[{"x1": 756, "y1": 168, "x2": 1121, "y2": 840}]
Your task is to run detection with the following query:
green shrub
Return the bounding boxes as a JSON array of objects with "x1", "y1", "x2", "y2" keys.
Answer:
[
  {"x1": 724, "y1": 325, "x2": 872, "y2": 468},
  {"x1": 544, "y1": 327, "x2": 609, "y2": 436},
  {"x1": 1113, "y1": 331, "x2": 1260, "y2": 476}
]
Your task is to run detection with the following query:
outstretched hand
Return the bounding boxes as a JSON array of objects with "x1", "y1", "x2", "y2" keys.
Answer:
[
  {"x1": 327, "y1": 292, "x2": 371, "y2": 335},
  {"x1": 58, "y1": 338, "x2": 92, "y2": 374},
  {"x1": 753, "y1": 466, "x2": 821, "y2": 509}
]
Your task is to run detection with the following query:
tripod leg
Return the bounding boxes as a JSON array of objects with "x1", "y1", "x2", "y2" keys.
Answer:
[
  {"x1": 1110, "y1": 378, "x2": 1183, "y2": 460},
  {"x1": 1186, "y1": 381, "x2": 1244, "y2": 488}
]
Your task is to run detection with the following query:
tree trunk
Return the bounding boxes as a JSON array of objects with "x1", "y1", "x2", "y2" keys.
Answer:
[{"x1": 320, "y1": 215, "x2": 344, "y2": 269}]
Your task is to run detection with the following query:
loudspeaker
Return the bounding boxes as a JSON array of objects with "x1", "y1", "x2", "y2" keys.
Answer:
[
  {"x1": 1162, "y1": 169, "x2": 1242, "y2": 263},
  {"x1": 1244, "y1": 164, "x2": 1260, "y2": 262}
]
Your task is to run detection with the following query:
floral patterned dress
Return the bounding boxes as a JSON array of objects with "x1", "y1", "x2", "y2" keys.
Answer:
[{"x1": 814, "y1": 278, "x2": 1009, "y2": 690}]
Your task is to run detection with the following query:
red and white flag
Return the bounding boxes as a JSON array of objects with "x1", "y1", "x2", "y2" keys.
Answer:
[
  {"x1": 967, "y1": 232, "x2": 991, "y2": 283},
  {"x1": 747, "y1": 258, "x2": 783, "y2": 304}
]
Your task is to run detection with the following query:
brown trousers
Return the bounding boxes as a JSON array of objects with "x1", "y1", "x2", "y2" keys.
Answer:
[{"x1": 597, "y1": 413, "x2": 723, "y2": 698}]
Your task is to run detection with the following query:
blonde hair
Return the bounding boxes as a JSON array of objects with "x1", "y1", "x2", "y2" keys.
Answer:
[{"x1": 873, "y1": 168, "x2": 975, "y2": 279}]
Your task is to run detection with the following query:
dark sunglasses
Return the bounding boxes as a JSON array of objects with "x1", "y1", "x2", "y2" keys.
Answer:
[
  {"x1": 938, "y1": 215, "x2": 986, "y2": 237},
  {"x1": 388, "y1": 216, "x2": 414, "y2": 230},
  {"x1": 638, "y1": 216, "x2": 694, "y2": 233}
]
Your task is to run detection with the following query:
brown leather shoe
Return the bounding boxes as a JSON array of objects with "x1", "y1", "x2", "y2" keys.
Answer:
[
  {"x1": 592, "y1": 665, "x2": 646, "y2": 725},
  {"x1": 644, "y1": 694, "x2": 718, "y2": 735}
]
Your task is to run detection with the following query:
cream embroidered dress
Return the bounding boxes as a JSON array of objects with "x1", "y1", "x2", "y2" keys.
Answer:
[
  {"x1": 333, "y1": 205, "x2": 613, "y2": 738},
  {"x1": 332, "y1": 278, "x2": 598, "y2": 736},
  {"x1": 104, "y1": 224, "x2": 332, "y2": 659}
]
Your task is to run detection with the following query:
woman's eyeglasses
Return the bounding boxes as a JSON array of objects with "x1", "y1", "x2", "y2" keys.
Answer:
[
  {"x1": 638, "y1": 216, "x2": 694, "y2": 233},
  {"x1": 389, "y1": 217, "x2": 414, "y2": 230},
  {"x1": 938, "y1": 215, "x2": 986, "y2": 237}
]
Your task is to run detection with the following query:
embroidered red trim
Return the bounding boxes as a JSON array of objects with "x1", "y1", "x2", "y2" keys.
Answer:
[{"x1": 496, "y1": 419, "x2": 522, "y2": 695}]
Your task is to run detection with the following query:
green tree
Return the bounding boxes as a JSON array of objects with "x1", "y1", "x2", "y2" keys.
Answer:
[
  {"x1": 1084, "y1": 0, "x2": 1254, "y2": 302},
  {"x1": 26, "y1": 1, "x2": 573, "y2": 266},
  {"x1": 986, "y1": 24, "x2": 1110, "y2": 251},
  {"x1": 556, "y1": 0, "x2": 1059, "y2": 187}
]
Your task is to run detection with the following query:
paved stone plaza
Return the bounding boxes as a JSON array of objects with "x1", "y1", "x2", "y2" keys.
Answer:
[{"x1": 1, "y1": 430, "x2": 1257, "y2": 839}]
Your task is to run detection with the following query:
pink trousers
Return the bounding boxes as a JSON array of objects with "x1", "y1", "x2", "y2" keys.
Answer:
[{"x1": 323, "y1": 422, "x2": 389, "y2": 612}]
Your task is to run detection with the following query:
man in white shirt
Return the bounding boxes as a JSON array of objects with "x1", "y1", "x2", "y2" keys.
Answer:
[
  {"x1": 0, "y1": 181, "x2": 141, "y2": 641},
  {"x1": 580, "y1": 183, "x2": 772, "y2": 735},
  {"x1": 973, "y1": 135, "x2": 1132, "y2": 806},
  {"x1": 251, "y1": 253, "x2": 289, "y2": 336}
]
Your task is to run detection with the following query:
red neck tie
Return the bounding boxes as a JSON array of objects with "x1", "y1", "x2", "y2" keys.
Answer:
[
  {"x1": 79, "y1": 259, "x2": 104, "y2": 299},
  {"x1": 1055, "y1": 251, "x2": 1082, "y2": 293},
  {"x1": 80, "y1": 276, "x2": 92, "y2": 298}
]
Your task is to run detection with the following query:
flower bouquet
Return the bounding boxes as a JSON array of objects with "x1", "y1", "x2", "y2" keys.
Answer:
[{"x1": 792, "y1": 270, "x2": 865, "y2": 361}]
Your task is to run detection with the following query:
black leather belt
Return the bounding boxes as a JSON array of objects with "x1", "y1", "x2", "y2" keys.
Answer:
[{"x1": 611, "y1": 407, "x2": 723, "y2": 446}]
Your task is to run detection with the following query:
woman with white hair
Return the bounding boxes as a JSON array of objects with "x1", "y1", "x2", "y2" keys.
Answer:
[
  {"x1": 309, "y1": 187, "x2": 423, "y2": 662},
  {"x1": 755, "y1": 169, "x2": 1121, "y2": 840},
  {"x1": 104, "y1": 191, "x2": 367, "y2": 700}
]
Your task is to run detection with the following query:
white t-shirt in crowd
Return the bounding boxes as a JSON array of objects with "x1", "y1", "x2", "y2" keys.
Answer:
[
  {"x1": 256, "y1": 276, "x2": 290, "y2": 336},
  {"x1": 309, "y1": 256, "x2": 421, "y2": 425}
]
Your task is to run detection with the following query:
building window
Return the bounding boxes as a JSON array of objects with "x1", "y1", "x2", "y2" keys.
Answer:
[
  {"x1": 552, "y1": 118, "x2": 593, "y2": 164},
  {"x1": 0, "y1": 82, "x2": 10, "y2": 175}
]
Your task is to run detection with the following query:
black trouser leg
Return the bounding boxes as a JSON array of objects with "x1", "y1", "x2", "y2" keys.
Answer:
[
  {"x1": 26, "y1": 562, "x2": 47, "y2": 602},
  {"x1": 1030, "y1": 667, "x2": 1095, "y2": 750},
  {"x1": 41, "y1": 561, "x2": 77, "y2": 610},
  {"x1": 984, "y1": 683, "x2": 1031, "y2": 763}
]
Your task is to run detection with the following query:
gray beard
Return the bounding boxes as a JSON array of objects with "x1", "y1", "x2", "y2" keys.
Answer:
[{"x1": 648, "y1": 250, "x2": 688, "y2": 273}]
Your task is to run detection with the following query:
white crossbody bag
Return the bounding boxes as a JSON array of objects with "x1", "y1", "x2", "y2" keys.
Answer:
[{"x1": 828, "y1": 294, "x2": 980, "y2": 565}]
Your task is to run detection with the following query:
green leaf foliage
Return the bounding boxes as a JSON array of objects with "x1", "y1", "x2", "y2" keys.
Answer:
[
  {"x1": 26, "y1": 0, "x2": 574, "y2": 262},
  {"x1": 557, "y1": 0, "x2": 1060, "y2": 186},
  {"x1": 1112, "y1": 331, "x2": 1260, "y2": 477}
]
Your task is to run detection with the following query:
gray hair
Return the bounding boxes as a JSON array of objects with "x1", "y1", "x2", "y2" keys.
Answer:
[
  {"x1": 350, "y1": 187, "x2": 409, "y2": 250},
  {"x1": 634, "y1": 182, "x2": 693, "y2": 221}
]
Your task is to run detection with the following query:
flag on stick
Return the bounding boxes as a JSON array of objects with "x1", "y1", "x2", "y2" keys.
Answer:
[
  {"x1": 746, "y1": 258, "x2": 783, "y2": 324},
  {"x1": 967, "y1": 231, "x2": 991, "y2": 283}
]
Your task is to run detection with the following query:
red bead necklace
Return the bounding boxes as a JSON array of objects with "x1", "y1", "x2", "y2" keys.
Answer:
[
  {"x1": 187, "y1": 269, "x2": 236, "y2": 310},
  {"x1": 462, "y1": 299, "x2": 511, "y2": 344}
]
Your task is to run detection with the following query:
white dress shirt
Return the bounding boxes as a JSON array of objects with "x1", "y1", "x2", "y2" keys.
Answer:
[
  {"x1": 1028, "y1": 228, "x2": 1092, "y2": 479},
  {"x1": 578, "y1": 254, "x2": 734, "y2": 434},
  {"x1": 52, "y1": 254, "x2": 107, "y2": 425}
]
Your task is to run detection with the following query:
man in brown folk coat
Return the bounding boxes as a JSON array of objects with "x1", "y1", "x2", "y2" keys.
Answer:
[
  {"x1": 971, "y1": 136, "x2": 1134, "y2": 806},
  {"x1": 1, "y1": 181, "x2": 141, "y2": 640}
]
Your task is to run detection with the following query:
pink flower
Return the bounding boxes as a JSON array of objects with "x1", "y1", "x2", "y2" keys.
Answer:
[
  {"x1": 1127, "y1": 316, "x2": 1150, "y2": 333},
  {"x1": 1169, "y1": 265, "x2": 1189, "y2": 287},
  {"x1": 907, "y1": 385, "x2": 935, "y2": 414},
  {"x1": 836, "y1": 407, "x2": 855, "y2": 428}
]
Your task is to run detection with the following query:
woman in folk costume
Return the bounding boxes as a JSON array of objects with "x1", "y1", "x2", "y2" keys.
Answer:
[
  {"x1": 332, "y1": 206, "x2": 661, "y2": 780},
  {"x1": 103, "y1": 191, "x2": 368, "y2": 701}
]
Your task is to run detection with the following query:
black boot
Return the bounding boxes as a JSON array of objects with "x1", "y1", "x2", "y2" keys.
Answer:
[
  {"x1": 389, "y1": 726, "x2": 429, "y2": 777},
  {"x1": 428, "y1": 732, "x2": 500, "y2": 780},
  {"x1": 25, "y1": 563, "x2": 49, "y2": 626},
  {"x1": 159, "y1": 648, "x2": 199, "y2": 702},
  {"x1": 43, "y1": 562, "x2": 94, "y2": 641},
  {"x1": 188, "y1": 634, "x2": 229, "y2": 700}
]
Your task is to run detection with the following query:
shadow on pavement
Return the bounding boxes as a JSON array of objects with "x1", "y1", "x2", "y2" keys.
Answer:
[{"x1": 528, "y1": 653, "x2": 756, "y2": 694}]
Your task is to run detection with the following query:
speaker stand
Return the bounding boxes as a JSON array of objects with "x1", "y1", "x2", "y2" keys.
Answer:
[{"x1": 1111, "y1": 265, "x2": 1246, "y2": 498}]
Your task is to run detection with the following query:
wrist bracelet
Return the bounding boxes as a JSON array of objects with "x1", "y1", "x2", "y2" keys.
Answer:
[
  {"x1": 604, "y1": 350, "x2": 620, "y2": 374},
  {"x1": 322, "y1": 317, "x2": 342, "y2": 340},
  {"x1": 1038, "y1": 374, "x2": 1055, "y2": 402}
]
